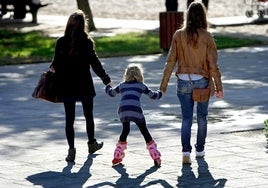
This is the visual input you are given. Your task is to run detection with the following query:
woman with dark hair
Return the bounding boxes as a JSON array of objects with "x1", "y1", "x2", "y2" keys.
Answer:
[
  {"x1": 159, "y1": 2, "x2": 223, "y2": 165},
  {"x1": 51, "y1": 10, "x2": 111, "y2": 162}
]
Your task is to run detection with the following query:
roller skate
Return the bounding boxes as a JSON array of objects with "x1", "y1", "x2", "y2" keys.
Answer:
[
  {"x1": 112, "y1": 141, "x2": 127, "y2": 166},
  {"x1": 147, "y1": 140, "x2": 161, "y2": 167}
]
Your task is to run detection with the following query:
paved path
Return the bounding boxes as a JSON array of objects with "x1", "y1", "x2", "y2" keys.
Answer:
[
  {"x1": 1, "y1": 13, "x2": 268, "y2": 188},
  {"x1": 0, "y1": 44, "x2": 268, "y2": 187}
]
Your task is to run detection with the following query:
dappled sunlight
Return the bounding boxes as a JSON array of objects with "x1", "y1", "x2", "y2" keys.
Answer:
[
  {"x1": 222, "y1": 46, "x2": 268, "y2": 53},
  {"x1": 159, "y1": 103, "x2": 180, "y2": 108},
  {"x1": 12, "y1": 97, "x2": 30, "y2": 101},
  {"x1": 209, "y1": 105, "x2": 267, "y2": 133},
  {"x1": 127, "y1": 54, "x2": 163, "y2": 63},
  {"x1": 223, "y1": 79, "x2": 268, "y2": 87},
  {"x1": 210, "y1": 100, "x2": 231, "y2": 108}
]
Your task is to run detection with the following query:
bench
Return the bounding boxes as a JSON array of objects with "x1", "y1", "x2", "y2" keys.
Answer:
[{"x1": 0, "y1": 0, "x2": 50, "y2": 23}]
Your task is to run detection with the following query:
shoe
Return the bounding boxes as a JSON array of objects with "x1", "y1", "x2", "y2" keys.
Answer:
[
  {"x1": 182, "y1": 152, "x2": 191, "y2": 165},
  {"x1": 88, "y1": 141, "x2": 103, "y2": 154},
  {"x1": 196, "y1": 150, "x2": 205, "y2": 158},
  {"x1": 65, "y1": 148, "x2": 76, "y2": 162}
]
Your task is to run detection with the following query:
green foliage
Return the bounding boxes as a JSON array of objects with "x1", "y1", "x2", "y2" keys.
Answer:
[
  {"x1": 214, "y1": 36, "x2": 263, "y2": 49},
  {"x1": 0, "y1": 30, "x2": 264, "y2": 65},
  {"x1": 0, "y1": 30, "x2": 55, "y2": 65},
  {"x1": 95, "y1": 32, "x2": 161, "y2": 57}
]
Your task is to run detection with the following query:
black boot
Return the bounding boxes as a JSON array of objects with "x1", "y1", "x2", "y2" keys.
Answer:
[
  {"x1": 88, "y1": 141, "x2": 103, "y2": 154},
  {"x1": 65, "y1": 148, "x2": 76, "y2": 162}
]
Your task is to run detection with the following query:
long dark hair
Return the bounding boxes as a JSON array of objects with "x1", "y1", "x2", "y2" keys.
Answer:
[
  {"x1": 64, "y1": 10, "x2": 92, "y2": 55},
  {"x1": 185, "y1": 2, "x2": 208, "y2": 47}
]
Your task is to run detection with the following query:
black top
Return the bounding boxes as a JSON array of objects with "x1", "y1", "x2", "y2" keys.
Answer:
[{"x1": 51, "y1": 35, "x2": 110, "y2": 101}]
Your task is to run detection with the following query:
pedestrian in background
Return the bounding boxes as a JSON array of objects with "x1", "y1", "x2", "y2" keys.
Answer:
[
  {"x1": 50, "y1": 10, "x2": 111, "y2": 162},
  {"x1": 105, "y1": 63, "x2": 162, "y2": 167},
  {"x1": 159, "y1": 2, "x2": 223, "y2": 165},
  {"x1": 187, "y1": 0, "x2": 209, "y2": 10}
]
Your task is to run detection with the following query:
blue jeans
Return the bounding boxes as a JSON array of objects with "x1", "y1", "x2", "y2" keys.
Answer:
[{"x1": 176, "y1": 77, "x2": 209, "y2": 153}]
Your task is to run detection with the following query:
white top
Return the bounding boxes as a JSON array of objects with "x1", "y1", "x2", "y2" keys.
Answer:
[{"x1": 178, "y1": 74, "x2": 203, "y2": 81}]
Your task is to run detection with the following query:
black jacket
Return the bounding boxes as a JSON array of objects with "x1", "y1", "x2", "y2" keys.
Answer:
[{"x1": 51, "y1": 35, "x2": 111, "y2": 100}]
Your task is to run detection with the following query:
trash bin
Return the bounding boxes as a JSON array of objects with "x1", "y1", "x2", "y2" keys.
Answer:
[{"x1": 159, "y1": 11, "x2": 183, "y2": 50}]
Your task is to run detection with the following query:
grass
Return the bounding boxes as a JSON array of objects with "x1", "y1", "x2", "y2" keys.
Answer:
[
  {"x1": 0, "y1": 30, "x2": 264, "y2": 66},
  {"x1": 0, "y1": 30, "x2": 55, "y2": 65}
]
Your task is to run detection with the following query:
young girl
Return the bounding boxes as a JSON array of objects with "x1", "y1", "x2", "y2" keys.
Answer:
[{"x1": 105, "y1": 63, "x2": 162, "y2": 166}]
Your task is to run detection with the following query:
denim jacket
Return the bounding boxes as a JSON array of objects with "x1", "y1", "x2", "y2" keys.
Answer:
[{"x1": 160, "y1": 28, "x2": 223, "y2": 94}]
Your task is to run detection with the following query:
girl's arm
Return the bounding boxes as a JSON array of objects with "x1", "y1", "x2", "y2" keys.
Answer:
[
  {"x1": 105, "y1": 84, "x2": 120, "y2": 97},
  {"x1": 143, "y1": 84, "x2": 162, "y2": 100}
]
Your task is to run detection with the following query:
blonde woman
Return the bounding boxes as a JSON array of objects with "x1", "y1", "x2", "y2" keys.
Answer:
[{"x1": 105, "y1": 63, "x2": 162, "y2": 167}]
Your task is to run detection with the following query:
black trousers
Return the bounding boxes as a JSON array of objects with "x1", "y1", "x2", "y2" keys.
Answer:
[
  {"x1": 64, "y1": 98, "x2": 95, "y2": 149},
  {"x1": 187, "y1": 0, "x2": 209, "y2": 10},
  {"x1": 119, "y1": 121, "x2": 153, "y2": 144}
]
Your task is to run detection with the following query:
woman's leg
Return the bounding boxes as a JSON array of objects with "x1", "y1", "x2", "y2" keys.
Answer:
[
  {"x1": 82, "y1": 98, "x2": 103, "y2": 154},
  {"x1": 196, "y1": 100, "x2": 209, "y2": 152},
  {"x1": 82, "y1": 98, "x2": 95, "y2": 143},
  {"x1": 202, "y1": 0, "x2": 209, "y2": 10},
  {"x1": 177, "y1": 79, "x2": 194, "y2": 153},
  {"x1": 187, "y1": 0, "x2": 195, "y2": 8},
  {"x1": 64, "y1": 101, "x2": 76, "y2": 149},
  {"x1": 178, "y1": 93, "x2": 194, "y2": 152}
]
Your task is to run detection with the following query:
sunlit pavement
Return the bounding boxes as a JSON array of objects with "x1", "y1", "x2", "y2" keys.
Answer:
[
  {"x1": 1, "y1": 12, "x2": 268, "y2": 188},
  {"x1": 0, "y1": 45, "x2": 268, "y2": 187}
]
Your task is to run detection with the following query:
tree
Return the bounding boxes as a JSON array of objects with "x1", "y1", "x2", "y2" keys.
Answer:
[{"x1": 76, "y1": 0, "x2": 96, "y2": 31}]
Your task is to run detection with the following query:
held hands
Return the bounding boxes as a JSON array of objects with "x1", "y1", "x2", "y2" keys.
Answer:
[
  {"x1": 49, "y1": 66, "x2": 55, "y2": 73},
  {"x1": 214, "y1": 91, "x2": 224, "y2": 98}
]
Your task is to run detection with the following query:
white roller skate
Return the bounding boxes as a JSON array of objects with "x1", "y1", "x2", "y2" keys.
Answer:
[
  {"x1": 112, "y1": 141, "x2": 127, "y2": 165},
  {"x1": 147, "y1": 140, "x2": 161, "y2": 167}
]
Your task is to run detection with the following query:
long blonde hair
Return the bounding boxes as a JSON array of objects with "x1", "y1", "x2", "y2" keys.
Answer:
[{"x1": 124, "y1": 63, "x2": 144, "y2": 82}]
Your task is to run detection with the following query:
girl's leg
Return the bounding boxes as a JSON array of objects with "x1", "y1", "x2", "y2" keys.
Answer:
[
  {"x1": 136, "y1": 121, "x2": 161, "y2": 166},
  {"x1": 136, "y1": 122, "x2": 153, "y2": 143},
  {"x1": 119, "y1": 122, "x2": 130, "y2": 142},
  {"x1": 64, "y1": 101, "x2": 76, "y2": 149},
  {"x1": 112, "y1": 122, "x2": 129, "y2": 165}
]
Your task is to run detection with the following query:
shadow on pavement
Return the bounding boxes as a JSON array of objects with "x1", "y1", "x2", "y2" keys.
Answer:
[
  {"x1": 26, "y1": 154, "x2": 95, "y2": 187},
  {"x1": 89, "y1": 164, "x2": 172, "y2": 187},
  {"x1": 177, "y1": 158, "x2": 227, "y2": 187}
]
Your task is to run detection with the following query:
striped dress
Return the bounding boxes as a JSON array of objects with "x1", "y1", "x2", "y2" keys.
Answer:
[{"x1": 105, "y1": 80, "x2": 162, "y2": 123}]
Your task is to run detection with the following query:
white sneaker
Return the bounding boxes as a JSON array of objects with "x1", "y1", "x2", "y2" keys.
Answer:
[
  {"x1": 196, "y1": 150, "x2": 205, "y2": 158},
  {"x1": 182, "y1": 152, "x2": 192, "y2": 165}
]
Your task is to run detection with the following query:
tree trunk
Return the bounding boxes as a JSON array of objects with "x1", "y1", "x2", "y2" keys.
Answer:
[{"x1": 76, "y1": 0, "x2": 97, "y2": 31}]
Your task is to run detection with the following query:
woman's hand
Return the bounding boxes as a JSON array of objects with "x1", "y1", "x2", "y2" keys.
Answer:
[
  {"x1": 49, "y1": 66, "x2": 55, "y2": 73},
  {"x1": 214, "y1": 91, "x2": 224, "y2": 98}
]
